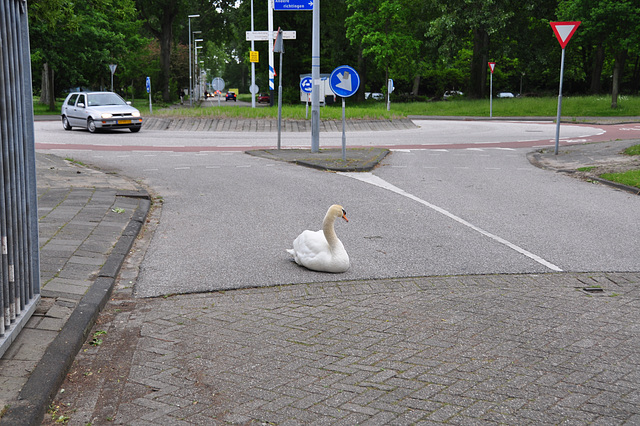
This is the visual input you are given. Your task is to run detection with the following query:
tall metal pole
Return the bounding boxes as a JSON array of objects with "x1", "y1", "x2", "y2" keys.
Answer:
[
  {"x1": 187, "y1": 14, "x2": 199, "y2": 107},
  {"x1": 268, "y1": 0, "x2": 275, "y2": 106},
  {"x1": 554, "y1": 47, "x2": 566, "y2": 155},
  {"x1": 277, "y1": 48, "x2": 283, "y2": 149},
  {"x1": 490, "y1": 72, "x2": 493, "y2": 118},
  {"x1": 251, "y1": 0, "x2": 256, "y2": 108},
  {"x1": 311, "y1": 0, "x2": 320, "y2": 152}
]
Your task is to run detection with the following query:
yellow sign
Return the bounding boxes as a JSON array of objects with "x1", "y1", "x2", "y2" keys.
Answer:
[{"x1": 250, "y1": 51, "x2": 259, "y2": 63}]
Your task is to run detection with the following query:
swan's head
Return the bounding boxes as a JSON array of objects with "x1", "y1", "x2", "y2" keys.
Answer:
[{"x1": 329, "y1": 204, "x2": 348, "y2": 222}]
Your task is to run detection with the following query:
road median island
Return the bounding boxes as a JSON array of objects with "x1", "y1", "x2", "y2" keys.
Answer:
[{"x1": 246, "y1": 147, "x2": 390, "y2": 172}]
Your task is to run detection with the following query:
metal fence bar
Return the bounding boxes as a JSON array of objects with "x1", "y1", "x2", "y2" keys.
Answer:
[{"x1": 0, "y1": 0, "x2": 41, "y2": 358}]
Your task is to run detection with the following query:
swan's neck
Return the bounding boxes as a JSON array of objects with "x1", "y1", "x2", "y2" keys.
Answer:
[{"x1": 323, "y1": 212, "x2": 340, "y2": 248}]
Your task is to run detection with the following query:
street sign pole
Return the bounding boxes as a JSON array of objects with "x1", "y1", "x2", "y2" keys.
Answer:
[
  {"x1": 311, "y1": 0, "x2": 320, "y2": 152},
  {"x1": 250, "y1": 0, "x2": 256, "y2": 108},
  {"x1": 488, "y1": 62, "x2": 496, "y2": 118},
  {"x1": 550, "y1": 21, "x2": 581, "y2": 155},
  {"x1": 300, "y1": 77, "x2": 312, "y2": 120},
  {"x1": 268, "y1": 0, "x2": 275, "y2": 106},
  {"x1": 146, "y1": 76, "x2": 152, "y2": 114},
  {"x1": 554, "y1": 48, "x2": 566, "y2": 155},
  {"x1": 274, "y1": 29, "x2": 284, "y2": 149},
  {"x1": 329, "y1": 65, "x2": 360, "y2": 161},
  {"x1": 109, "y1": 64, "x2": 117, "y2": 92}
]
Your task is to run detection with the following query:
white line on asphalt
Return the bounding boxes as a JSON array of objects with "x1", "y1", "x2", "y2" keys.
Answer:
[{"x1": 338, "y1": 172, "x2": 563, "y2": 272}]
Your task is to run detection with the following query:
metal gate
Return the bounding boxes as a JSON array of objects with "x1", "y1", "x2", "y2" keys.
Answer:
[{"x1": 0, "y1": 0, "x2": 41, "y2": 357}]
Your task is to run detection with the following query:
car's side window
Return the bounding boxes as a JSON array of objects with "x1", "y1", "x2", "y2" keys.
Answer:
[
  {"x1": 77, "y1": 94, "x2": 85, "y2": 107},
  {"x1": 67, "y1": 94, "x2": 78, "y2": 106}
]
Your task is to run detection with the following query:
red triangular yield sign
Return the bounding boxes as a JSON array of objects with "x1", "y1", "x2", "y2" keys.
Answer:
[
  {"x1": 550, "y1": 21, "x2": 581, "y2": 49},
  {"x1": 488, "y1": 62, "x2": 496, "y2": 74}
]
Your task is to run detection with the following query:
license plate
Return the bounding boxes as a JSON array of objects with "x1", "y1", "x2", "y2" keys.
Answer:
[{"x1": 118, "y1": 119, "x2": 132, "y2": 125}]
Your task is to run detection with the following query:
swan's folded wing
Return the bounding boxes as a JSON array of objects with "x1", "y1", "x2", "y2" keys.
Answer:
[{"x1": 291, "y1": 230, "x2": 330, "y2": 267}]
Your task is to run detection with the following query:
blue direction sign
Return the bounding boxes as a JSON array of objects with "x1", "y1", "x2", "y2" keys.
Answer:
[
  {"x1": 146, "y1": 76, "x2": 151, "y2": 93},
  {"x1": 329, "y1": 65, "x2": 360, "y2": 98},
  {"x1": 300, "y1": 76, "x2": 313, "y2": 93},
  {"x1": 274, "y1": 0, "x2": 313, "y2": 11}
]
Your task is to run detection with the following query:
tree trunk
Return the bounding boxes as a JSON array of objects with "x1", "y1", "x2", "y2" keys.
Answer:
[
  {"x1": 40, "y1": 63, "x2": 56, "y2": 111},
  {"x1": 611, "y1": 49, "x2": 627, "y2": 109},
  {"x1": 356, "y1": 48, "x2": 366, "y2": 102},
  {"x1": 590, "y1": 43, "x2": 604, "y2": 94},
  {"x1": 40, "y1": 63, "x2": 51, "y2": 105},
  {"x1": 412, "y1": 75, "x2": 420, "y2": 96},
  {"x1": 470, "y1": 28, "x2": 489, "y2": 99},
  {"x1": 159, "y1": 15, "x2": 174, "y2": 102}
]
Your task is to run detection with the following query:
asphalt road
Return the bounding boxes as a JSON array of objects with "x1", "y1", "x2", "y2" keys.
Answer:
[{"x1": 34, "y1": 119, "x2": 640, "y2": 297}]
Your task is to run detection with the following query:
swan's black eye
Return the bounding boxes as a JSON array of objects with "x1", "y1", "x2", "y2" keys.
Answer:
[{"x1": 342, "y1": 209, "x2": 346, "y2": 215}]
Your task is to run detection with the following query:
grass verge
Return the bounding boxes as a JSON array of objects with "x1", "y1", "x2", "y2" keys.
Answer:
[{"x1": 600, "y1": 170, "x2": 640, "y2": 189}]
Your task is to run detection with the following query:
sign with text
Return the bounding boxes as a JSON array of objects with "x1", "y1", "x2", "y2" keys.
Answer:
[
  {"x1": 245, "y1": 31, "x2": 296, "y2": 41},
  {"x1": 274, "y1": 0, "x2": 313, "y2": 11}
]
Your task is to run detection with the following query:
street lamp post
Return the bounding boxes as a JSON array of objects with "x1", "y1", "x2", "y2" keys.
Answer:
[
  {"x1": 195, "y1": 38, "x2": 203, "y2": 101},
  {"x1": 188, "y1": 14, "x2": 200, "y2": 107}
]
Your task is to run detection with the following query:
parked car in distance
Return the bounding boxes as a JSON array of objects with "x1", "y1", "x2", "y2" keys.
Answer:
[
  {"x1": 257, "y1": 93, "x2": 270, "y2": 103},
  {"x1": 61, "y1": 91, "x2": 142, "y2": 133},
  {"x1": 497, "y1": 92, "x2": 515, "y2": 98},
  {"x1": 443, "y1": 90, "x2": 464, "y2": 100},
  {"x1": 225, "y1": 91, "x2": 236, "y2": 101},
  {"x1": 365, "y1": 92, "x2": 384, "y2": 101}
]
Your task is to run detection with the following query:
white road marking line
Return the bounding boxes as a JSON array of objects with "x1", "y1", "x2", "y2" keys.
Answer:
[
  {"x1": 175, "y1": 167, "x2": 190, "y2": 170},
  {"x1": 338, "y1": 172, "x2": 563, "y2": 272}
]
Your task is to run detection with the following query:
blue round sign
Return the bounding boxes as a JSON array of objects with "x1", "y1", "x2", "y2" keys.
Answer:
[
  {"x1": 300, "y1": 76, "x2": 313, "y2": 94},
  {"x1": 329, "y1": 65, "x2": 360, "y2": 98}
]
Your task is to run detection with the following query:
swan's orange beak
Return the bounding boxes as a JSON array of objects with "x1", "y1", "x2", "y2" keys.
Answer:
[{"x1": 342, "y1": 209, "x2": 349, "y2": 222}]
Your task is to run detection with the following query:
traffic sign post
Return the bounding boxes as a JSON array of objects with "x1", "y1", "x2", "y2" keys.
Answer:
[
  {"x1": 387, "y1": 78, "x2": 394, "y2": 111},
  {"x1": 330, "y1": 65, "x2": 360, "y2": 161},
  {"x1": 300, "y1": 76, "x2": 312, "y2": 119},
  {"x1": 146, "y1": 76, "x2": 152, "y2": 114},
  {"x1": 488, "y1": 62, "x2": 496, "y2": 118},
  {"x1": 550, "y1": 21, "x2": 581, "y2": 155},
  {"x1": 109, "y1": 64, "x2": 117, "y2": 92},
  {"x1": 212, "y1": 77, "x2": 225, "y2": 106},
  {"x1": 274, "y1": 28, "x2": 285, "y2": 149}
]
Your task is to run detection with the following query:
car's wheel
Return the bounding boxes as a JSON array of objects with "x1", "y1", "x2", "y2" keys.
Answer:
[
  {"x1": 62, "y1": 116, "x2": 72, "y2": 131},
  {"x1": 87, "y1": 118, "x2": 97, "y2": 133},
  {"x1": 130, "y1": 127, "x2": 141, "y2": 133}
]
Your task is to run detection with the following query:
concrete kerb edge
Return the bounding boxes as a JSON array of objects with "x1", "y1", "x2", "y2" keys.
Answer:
[
  {"x1": 526, "y1": 151, "x2": 640, "y2": 196},
  {"x1": 2, "y1": 191, "x2": 151, "y2": 426}
]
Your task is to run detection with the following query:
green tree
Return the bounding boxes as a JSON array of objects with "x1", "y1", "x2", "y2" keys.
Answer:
[
  {"x1": 558, "y1": 0, "x2": 640, "y2": 108},
  {"x1": 29, "y1": 0, "x2": 146, "y2": 108},
  {"x1": 345, "y1": 0, "x2": 424, "y2": 99},
  {"x1": 427, "y1": 0, "x2": 517, "y2": 98}
]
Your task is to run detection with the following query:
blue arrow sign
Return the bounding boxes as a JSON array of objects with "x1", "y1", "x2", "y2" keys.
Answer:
[
  {"x1": 329, "y1": 65, "x2": 360, "y2": 98},
  {"x1": 274, "y1": 0, "x2": 313, "y2": 11},
  {"x1": 300, "y1": 76, "x2": 313, "y2": 93},
  {"x1": 146, "y1": 76, "x2": 151, "y2": 93}
]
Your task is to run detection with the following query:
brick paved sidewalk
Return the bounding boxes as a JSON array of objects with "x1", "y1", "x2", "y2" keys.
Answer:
[
  {"x1": 0, "y1": 154, "x2": 150, "y2": 424},
  {"x1": 48, "y1": 272, "x2": 640, "y2": 425}
]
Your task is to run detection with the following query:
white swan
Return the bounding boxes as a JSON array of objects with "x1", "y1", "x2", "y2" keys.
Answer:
[{"x1": 287, "y1": 204, "x2": 350, "y2": 273}]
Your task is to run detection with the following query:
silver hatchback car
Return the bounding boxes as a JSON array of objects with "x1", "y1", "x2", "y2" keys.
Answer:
[{"x1": 61, "y1": 91, "x2": 143, "y2": 133}]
